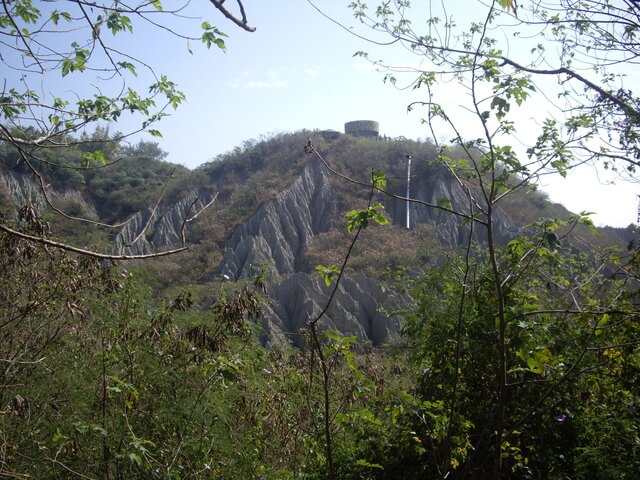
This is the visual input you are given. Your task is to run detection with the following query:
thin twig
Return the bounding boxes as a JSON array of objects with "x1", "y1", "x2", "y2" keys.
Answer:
[
  {"x1": 2, "y1": 0, "x2": 45, "y2": 72},
  {"x1": 186, "y1": 192, "x2": 219, "y2": 222},
  {"x1": 209, "y1": 0, "x2": 256, "y2": 31},
  {"x1": 128, "y1": 168, "x2": 176, "y2": 246},
  {"x1": 0, "y1": 222, "x2": 188, "y2": 259},
  {"x1": 77, "y1": 1, "x2": 121, "y2": 75}
]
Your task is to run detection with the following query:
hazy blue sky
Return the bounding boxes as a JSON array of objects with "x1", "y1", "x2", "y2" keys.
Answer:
[
  {"x1": 144, "y1": 1, "x2": 430, "y2": 164},
  {"x1": 150, "y1": 1, "x2": 638, "y2": 228},
  {"x1": 19, "y1": 1, "x2": 636, "y2": 227}
]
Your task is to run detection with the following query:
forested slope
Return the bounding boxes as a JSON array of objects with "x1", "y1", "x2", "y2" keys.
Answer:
[{"x1": 1, "y1": 130, "x2": 638, "y2": 479}]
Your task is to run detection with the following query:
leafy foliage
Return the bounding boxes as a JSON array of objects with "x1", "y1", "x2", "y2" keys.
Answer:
[
  {"x1": 337, "y1": 1, "x2": 640, "y2": 478},
  {"x1": 2, "y1": 127, "x2": 639, "y2": 479},
  {"x1": 0, "y1": 211, "x2": 272, "y2": 477},
  {"x1": 0, "y1": 0, "x2": 254, "y2": 257},
  {"x1": 397, "y1": 226, "x2": 640, "y2": 478}
]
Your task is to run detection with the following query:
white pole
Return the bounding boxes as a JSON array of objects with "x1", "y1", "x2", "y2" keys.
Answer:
[{"x1": 406, "y1": 155, "x2": 411, "y2": 229}]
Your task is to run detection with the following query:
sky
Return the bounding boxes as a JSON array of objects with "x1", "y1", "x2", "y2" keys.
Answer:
[
  {"x1": 142, "y1": 2, "x2": 430, "y2": 162},
  {"x1": 6, "y1": 1, "x2": 638, "y2": 228}
]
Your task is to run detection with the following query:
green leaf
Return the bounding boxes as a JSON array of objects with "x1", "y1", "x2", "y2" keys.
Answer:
[
  {"x1": 128, "y1": 452, "x2": 142, "y2": 466},
  {"x1": 437, "y1": 197, "x2": 452, "y2": 209},
  {"x1": 117, "y1": 61, "x2": 137, "y2": 76},
  {"x1": 371, "y1": 169, "x2": 387, "y2": 188},
  {"x1": 201, "y1": 22, "x2": 228, "y2": 51},
  {"x1": 52, "y1": 428, "x2": 67, "y2": 444},
  {"x1": 595, "y1": 313, "x2": 610, "y2": 336},
  {"x1": 61, "y1": 58, "x2": 73, "y2": 77},
  {"x1": 355, "y1": 459, "x2": 384, "y2": 470},
  {"x1": 498, "y1": 0, "x2": 516, "y2": 13},
  {"x1": 323, "y1": 329, "x2": 343, "y2": 342},
  {"x1": 107, "y1": 13, "x2": 133, "y2": 34},
  {"x1": 577, "y1": 211, "x2": 596, "y2": 228},
  {"x1": 346, "y1": 209, "x2": 368, "y2": 232},
  {"x1": 315, "y1": 264, "x2": 340, "y2": 286},
  {"x1": 82, "y1": 150, "x2": 106, "y2": 168},
  {"x1": 345, "y1": 204, "x2": 389, "y2": 232},
  {"x1": 516, "y1": 348, "x2": 552, "y2": 375}
]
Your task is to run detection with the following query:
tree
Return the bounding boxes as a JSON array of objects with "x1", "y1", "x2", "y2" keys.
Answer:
[
  {"x1": 348, "y1": 0, "x2": 639, "y2": 179},
  {"x1": 0, "y1": 0, "x2": 255, "y2": 258},
  {"x1": 299, "y1": 0, "x2": 640, "y2": 477},
  {"x1": 0, "y1": 208, "x2": 274, "y2": 478}
]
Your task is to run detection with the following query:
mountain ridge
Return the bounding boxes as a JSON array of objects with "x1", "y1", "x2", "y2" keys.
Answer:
[{"x1": 1, "y1": 131, "x2": 634, "y2": 345}]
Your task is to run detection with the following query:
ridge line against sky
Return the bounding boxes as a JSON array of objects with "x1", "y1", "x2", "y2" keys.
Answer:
[{"x1": 16, "y1": 1, "x2": 635, "y2": 227}]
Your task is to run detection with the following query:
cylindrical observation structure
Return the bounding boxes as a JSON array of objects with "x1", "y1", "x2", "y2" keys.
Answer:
[{"x1": 344, "y1": 120, "x2": 380, "y2": 138}]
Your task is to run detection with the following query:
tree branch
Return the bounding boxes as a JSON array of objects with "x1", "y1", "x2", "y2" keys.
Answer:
[
  {"x1": 75, "y1": 0, "x2": 122, "y2": 75},
  {"x1": 1, "y1": 0, "x2": 45, "y2": 73},
  {"x1": 209, "y1": 0, "x2": 256, "y2": 32},
  {"x1": 0, "y1": 222, "x2": 188, "y2": 260},
  {"x1": 128, "y1": 168, "x2": 175, "y2": 246},
  {"x1": 309, "y1": 143, "x2": 482, "y2": 224}
]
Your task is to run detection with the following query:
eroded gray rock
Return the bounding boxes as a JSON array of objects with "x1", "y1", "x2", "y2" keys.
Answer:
[
  {"x1": 0, "y1": 170, "x2": 96, "y2": 216},
  {"x1": 217, "y1": 159, "x2": 337, "y2": 279},
  {"x1": 387, "y1": 168, "x2": 517, "y2": 246},
  {"x1": 212, "y1": 159, "x2": 520, "y2": 347},
  {"x1": 213, "y1": 160, "x2": 404, "y2": 347},
  {"x1": 114, "y1": 191, "x2": 215, "y2": 255},
  {"x1": 260, "y1": 272, "x2": 403, "y2": 348}
]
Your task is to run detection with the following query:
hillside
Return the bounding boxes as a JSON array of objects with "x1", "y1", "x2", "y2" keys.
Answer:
[
  {"x1": 2, "y1": 129, "x2": 639, "y2": 479},
  {"x1": 0, "y1": 130, "x2": 634, "y2": 346}
]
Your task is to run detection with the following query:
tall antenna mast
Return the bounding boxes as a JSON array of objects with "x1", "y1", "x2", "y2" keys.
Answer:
[{"x1": 404, "y1": 154, "x2": 412, "y2": 229}]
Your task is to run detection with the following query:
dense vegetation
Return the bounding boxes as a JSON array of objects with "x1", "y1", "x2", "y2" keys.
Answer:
[
  {"x1": 2, "y1": 130, "x2": 639, "y2": 478},
  {"x1": 2, "y1": 0, "x2": 639, "y2": 478}
]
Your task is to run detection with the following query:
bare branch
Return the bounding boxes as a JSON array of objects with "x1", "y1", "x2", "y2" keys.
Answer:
[
  {"x1": 12, "y1": 144, "x2": 135, "y2": 229},
  {"x1": 128, "y1": 168, "x2": 175, "y2": 246},
  {"x1": 75, "y1": 0, "x2": 122, "y2": 75},
  {"x1": 495, "y1": 58, "x2": 640, "y2": 124},
  {"x1": 0, "y1": 222, "x2": 188, "y2": 260},
  {"x1": 209, "y1": 0, "x2": 256, "y2": 32},
  {"x1": 1, "y1": 0, "x2": 45, "y2": 73},
  {"x1": 186, "y1": 191, "x2": 219, "y2": 222},
  {"x1": 180, "y1": 196, "x2": 200, "y2": 245},
  {"x1": 308, "y1": 142, "x2": 481, "y2": 224}
]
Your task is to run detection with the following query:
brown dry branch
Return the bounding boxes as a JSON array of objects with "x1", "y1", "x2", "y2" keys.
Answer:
[
  {"x1": 308, "y1": 143, "x2": 482, "y2": 224},
  {"x1": 209, "y1": 0, "x2": 256, "y2": 32}
]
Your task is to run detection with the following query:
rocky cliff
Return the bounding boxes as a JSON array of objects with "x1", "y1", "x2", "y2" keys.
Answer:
[
  {"x1": 114, "y1": 190, "x2": 217, "y2": 255},
  {"x1": 216, "y1": 158, "x2": 336, "y2": 279},
  {"x1": 212, "y1": 159, "x2": 404, "y2": 346},
  {"x1": 385, "y1": 166, "x2": 517, "y2": 247},
  {"x1": 0, "y1": 145, "x2": 520, "y2": 348},
  {"x1": 207, "y1": 157, "x2": 520, "y2": 346},
  {"x1": 262, "y1": 272, "x2": 403, "y2": 348},
  {"x1": 0, "y1": 169, "x2": 97, "y2": 216}
]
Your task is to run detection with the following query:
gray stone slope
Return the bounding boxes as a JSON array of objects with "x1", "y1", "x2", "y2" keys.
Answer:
[
  {"x1": 0, "y1": 170, "x2": 97, "y2": 216},
  {"x1": 217, "y1": 158, "x2": 336, "y2": 279},
  {"x1": 214, "y1": 159, "x2": 404, "y2": 346},
  {"x1": 386, "y1": 167, "x2": 517, "y2": 247},
  {"x1": 0, "y1": 156, "x2": 518, "y2": 348},
  {"x1": 262, "y1": 272, "x2": 402, "y2": 348},
  {"x1": 114, "y1": 190, "x2": 216, "y2": 256}
]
